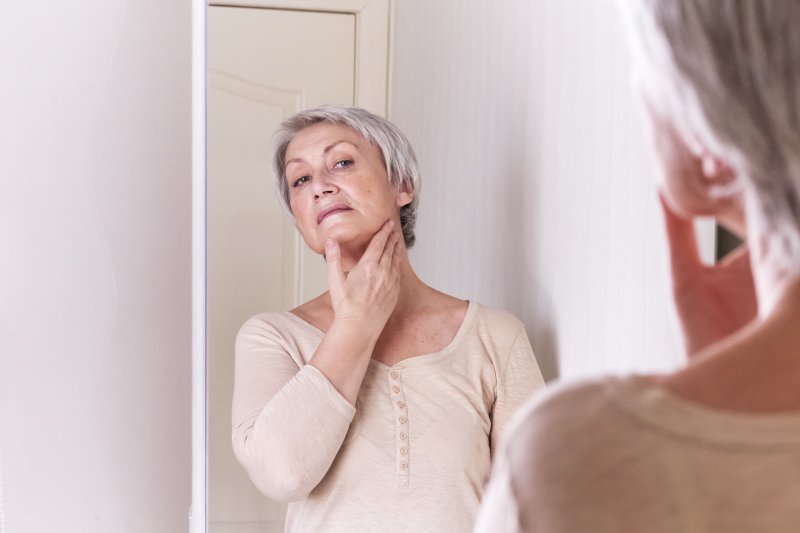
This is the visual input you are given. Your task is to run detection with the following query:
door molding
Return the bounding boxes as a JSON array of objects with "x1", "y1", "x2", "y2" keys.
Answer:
[{"x1": 209, "y1": 0, "x2": 390, "y2": 116}]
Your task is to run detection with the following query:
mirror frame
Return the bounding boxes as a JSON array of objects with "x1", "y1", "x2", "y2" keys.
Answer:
[{"x1": 191, "y1": 0, "x2": 207, "y2": 530}]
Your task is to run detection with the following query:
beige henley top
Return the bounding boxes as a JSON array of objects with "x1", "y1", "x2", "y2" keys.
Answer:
[
  {"x1": 232, "y1": 301, "x2": 545, "y2": 533},
  {"x1": 476, "y1": 375, "x2": 800, "y2": 533}
]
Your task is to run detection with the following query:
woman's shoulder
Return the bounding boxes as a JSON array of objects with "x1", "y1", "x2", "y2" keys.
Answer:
[
  {"x1": 234, "y1": 310, "x2": 325, "y2": 369},
  {"x1": 499, "y1": 376, "x2": 630, "y2": 466},
  {"x1": 239, "y1": 309, "x2": 291, "y2": 331},
  {"x1": 502, "y1": 376, "x2": 633, "y2": 452},
  {"x1": 512, "y1": 376, "x2": 616, "y2": 417},
  {"x1": 236, "y1": 309, "x2": 321, "y2": 345},
  {"x1": 471, "y1": 301, "x2": 526, "y2": 337},
  {"x1": 452, "y1": 302, "x2": 530, "y2": 367}
]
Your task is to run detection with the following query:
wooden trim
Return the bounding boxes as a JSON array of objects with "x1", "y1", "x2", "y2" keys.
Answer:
[
  {"x1": 353, "y1": 0, "x2": 390, "y2": 116},
  {"x1": 210, "y1": 0, "x2": 375, "y2": 13}
]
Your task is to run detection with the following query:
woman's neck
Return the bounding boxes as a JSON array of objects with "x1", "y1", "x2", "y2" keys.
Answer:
[
  {"x1": 746, "y1": 205, "x2": 800, "y2": 319},
  {"x1": 392, "y1": 258, "x2": 433, "y2": 318}
]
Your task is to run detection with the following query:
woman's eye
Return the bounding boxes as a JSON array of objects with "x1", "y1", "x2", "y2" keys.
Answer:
[
  {"x1": 292, "y1": 175, "x2": 310, "y2": 187},
  {"x1": 333, "y1": 159, "x2": 353, "y2": 169}
]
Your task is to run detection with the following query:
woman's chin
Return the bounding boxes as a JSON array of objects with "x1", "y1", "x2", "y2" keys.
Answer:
[
  {"x1": 307, "y1": 229, "x2": 372, "y2": 257},
  {"x1": 335, "y1": 235, "x2": 372, "y2": 256}
]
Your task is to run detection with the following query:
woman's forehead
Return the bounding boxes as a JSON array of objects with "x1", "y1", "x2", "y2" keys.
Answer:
[{"x1": 286, "y1": 122, "x2": 366, "y2": 158}]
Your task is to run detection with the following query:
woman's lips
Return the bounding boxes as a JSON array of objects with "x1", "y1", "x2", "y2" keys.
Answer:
[{"x1": 317, "y1": 205, "x2": 352, "y2": 224}]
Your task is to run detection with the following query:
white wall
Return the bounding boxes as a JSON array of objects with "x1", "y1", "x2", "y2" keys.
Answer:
[
  {"x1": 0, "y1": 1, "x2": 192, "y2": 531},
  {"x1": 391, "y1": 0, "x2": 684, "y2": 381}
]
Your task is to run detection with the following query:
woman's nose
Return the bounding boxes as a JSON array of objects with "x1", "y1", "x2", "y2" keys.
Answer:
[{"x1": 312, "y1": 172, "x2": 339, "y2": 199}]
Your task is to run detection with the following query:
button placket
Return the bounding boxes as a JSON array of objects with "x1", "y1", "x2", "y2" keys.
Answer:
[{"x1": 390, "y1": 368, "x2": 410, "y2": 486}]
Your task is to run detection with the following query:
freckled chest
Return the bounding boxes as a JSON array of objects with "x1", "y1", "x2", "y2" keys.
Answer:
[{"x1": 371, "y1": 312, "x2": 463, "y2": 366}]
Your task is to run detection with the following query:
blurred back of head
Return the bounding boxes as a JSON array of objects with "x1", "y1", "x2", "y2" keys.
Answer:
[{"x1": 620, "y1": 0, "x2": 800, "y2": 274}]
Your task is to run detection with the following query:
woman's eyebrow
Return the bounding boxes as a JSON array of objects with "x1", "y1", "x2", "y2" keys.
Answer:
[
  {"x1": 285, "y1": 140, "x2": 358, "y2": 167},
  {"x1": 323, "y1": 140, "x2": 358, "y2": 154}
]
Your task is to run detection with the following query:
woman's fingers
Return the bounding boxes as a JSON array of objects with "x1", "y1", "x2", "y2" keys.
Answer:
[
  {"x1": 391, "y1": 236, "x2": 402, "y2": 275},
  {"x1": 658, "y1": 191, "x2": 757, "y2": 356},
  {"x1": 659, "y1": 191, "x2": 701, "y2": 286},
  {"x1": 379, "y1": 231, "x2": 400, "y2": 267},
  {"x1": 325, "y1": 238, "x2": 345, "y2": 297},
  {"x1": 329, "y1": 221, "x2": 401, "y2": 329},
  {"x1": 718, "y1": 243, "x2": 750, "y2": 269},
  {"x1": 362, "y1": 220, "x2": 395, "y2": 265}
]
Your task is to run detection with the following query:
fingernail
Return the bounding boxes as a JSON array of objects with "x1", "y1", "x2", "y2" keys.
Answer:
[
  {"x1": 326, "y1": 238, "x2": 335, "y2": 249},
  {"x1": 388, "y1": 220, "x2": 395, "y2": 228}
]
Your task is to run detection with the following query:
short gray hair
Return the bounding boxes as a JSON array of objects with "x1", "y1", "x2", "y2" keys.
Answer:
[
  {"x1": 620, "y1": 0, "x2": 800, "y2": 272},
  {"x1": 273, "y1": 105, "x2": 421, "y2": 248}
]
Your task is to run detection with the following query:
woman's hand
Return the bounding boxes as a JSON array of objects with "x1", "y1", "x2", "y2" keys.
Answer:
[
  {"x1": 660, "y1": 193, "x2": 758, "y2": 358},
  {"x1": 635, "y1": 87, "x2": 756, "y2": 356},
  {"x1": 325, "y1": 219, "x2": 402, "y2": 338}
]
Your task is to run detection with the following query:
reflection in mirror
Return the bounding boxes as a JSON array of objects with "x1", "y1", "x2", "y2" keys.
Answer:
[{"x1": 207, "y1": 2, "x2": 389, "y2": 531}]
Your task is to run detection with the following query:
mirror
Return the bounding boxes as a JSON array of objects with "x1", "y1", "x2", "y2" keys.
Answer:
[
  {"x1": 200, "y1": 1, "x2": 719, "y2": 531},
  {"x1": 205, "y1": 2, "x2": 391, "y2": 531}
]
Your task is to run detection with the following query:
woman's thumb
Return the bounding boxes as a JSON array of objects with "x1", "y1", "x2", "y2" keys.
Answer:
[{"x1": 325, "y1": 238, "x2": 345, "y2": 291}]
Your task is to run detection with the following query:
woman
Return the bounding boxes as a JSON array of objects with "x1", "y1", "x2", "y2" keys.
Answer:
[
  {"x1": 476, "y1": 1, "x2": 800, "y2": 531},
  {"x1": 231, "y1": 105, "x2": 545, "y2": 533}
]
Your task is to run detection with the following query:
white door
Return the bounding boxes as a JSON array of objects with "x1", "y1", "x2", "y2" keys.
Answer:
[{"x1": 207, "y1": 6, "x2": 355, "y2": 532}]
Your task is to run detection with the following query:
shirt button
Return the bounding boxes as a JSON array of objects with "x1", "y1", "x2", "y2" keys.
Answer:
[
  {"x1": 400, "y1": 432, "x2": 407, "y2": 439},
  {"x1": 390, "y1": 371, "x2": 399, "y2": 380},
  {"x1": 399, "y1": 416, "x2": 407, "y2": 424},
  {"x1": 400, "y1": 462, "x2": 408, "y2": 470},
  {"x1": 392, "y1": 386, "x2": 400, "y2": 394},
  {"x1": 400, "y1": 447, "x2": 408, "y2": 455},
  {"x1": 397, "y1": 401, "x2": 406, "y2": 409}
]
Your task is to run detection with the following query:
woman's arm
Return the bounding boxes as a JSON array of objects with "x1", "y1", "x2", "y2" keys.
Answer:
[
  {"x1": 231, "y1": 221, "x2": 402, "y2": 501},
  {"x1": 231, "y1": 319, "x2": 357, "y2": 502},
  {"x1": 490, "y1": 327, "x2": 546, "y2": 457}
]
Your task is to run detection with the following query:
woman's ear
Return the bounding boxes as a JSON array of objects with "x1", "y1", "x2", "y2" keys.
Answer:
[
  {"x1": 698, "y1": 150, "x2": 746, "y2": 236},
  {"x1": 682, "y1": 119, "x2": 737, "y2": 189},
  {"x1": 395, "y1": 183, "x2": 414, "y2": 208},
  {"x1": 699, "y1": 151, "x2": 738, "y2": 192}
]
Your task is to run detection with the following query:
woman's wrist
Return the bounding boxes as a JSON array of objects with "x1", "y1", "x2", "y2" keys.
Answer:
[
  {"x1": 310, "y1": 317, "x2": 382, "y2": 405},
  {"x1": 329, "y1": 314, "x2": 384, "y2": 349}
]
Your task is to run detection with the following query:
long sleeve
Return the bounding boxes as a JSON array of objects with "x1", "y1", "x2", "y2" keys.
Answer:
[
  {"x1": 231, "y1": 315, "x2": 356, "y2": 502},
  {"x1": 489, "y1": 327, "x2": 545, "y2": 456}
]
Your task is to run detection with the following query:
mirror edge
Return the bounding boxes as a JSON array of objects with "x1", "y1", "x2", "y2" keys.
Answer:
[{"x1": 191, "y1": 0, "x2": 208, "y2": 531}]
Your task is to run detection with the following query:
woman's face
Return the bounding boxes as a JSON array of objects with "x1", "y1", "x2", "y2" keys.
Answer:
[{"x1": 284, "y1": 122, "x2": 413, "y2": 255}]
